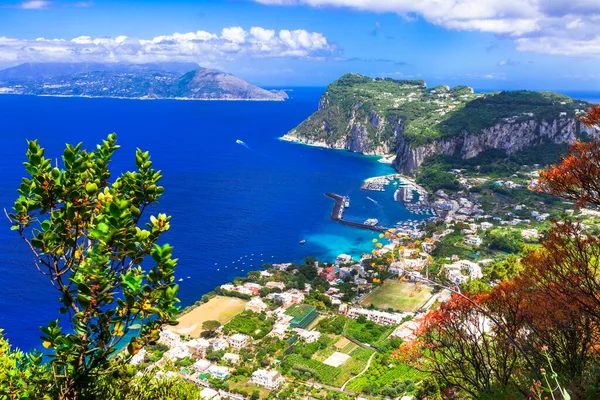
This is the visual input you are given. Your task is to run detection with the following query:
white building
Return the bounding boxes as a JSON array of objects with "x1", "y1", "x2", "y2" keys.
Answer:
[
  {"x1": 251, "y1": 369, "x2": 284, "y2": 389},
  {"x1": 265, "y1": 281, "x2": 285, "y2": 290},
  {"x1": 335, "y1": 254, "x2": 353, "y2": 265},
  {"x1": 347, "y1": 307, "x2": 404, "y2": 326},
  {"x1": 163, "y1": 345, "x2": 191, "y2": 360},
  {"x1": 246, "y1": 297, "x2": 268, "y2": 313},
  {"x1": 207, "y1": 365, "x2": 230, "y2": 380},
  {"x1": 187, "y1": 338, "x2": 211, "y2": 356},
  {"x1": 158, "y1": 328, "x2": 181, "y2": 347},
  {"x1": 480, "y1": 222, "x2": 493, "y2": 230},
  {"x1": 296, "y1": 329, "x2": 322, "y2": 343},
  {"x1": 464, "y1": 235, "x2": 483, "y2": 247},
  {"x1": 200, "y1": 388, "x2": 220, "y2": 400},
  {"x1": 223, "y1": 352, "x2": 240, "y2": 364},
  {"x1": 521, "y1": 228, "x2": 539, "y2": 240},
  {"x1": 228, "y1": 334, "x2": 249, "y2": 349},
  {"x1": 192, "y1": 359, "x2": 212, "y2": 373},
  {"x1": 445, "y1": 259, "x2": 483, "y2": 283},
  {"x1": 209, "y1": 338, "x2": 229, "y2": 352}
]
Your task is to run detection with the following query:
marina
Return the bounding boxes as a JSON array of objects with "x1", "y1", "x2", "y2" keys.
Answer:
[{"x1": 324, "y1": 193, "x2": 387, "y2": 232}]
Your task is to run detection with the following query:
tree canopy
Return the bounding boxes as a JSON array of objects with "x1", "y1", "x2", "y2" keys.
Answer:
[{"x1": 7, "y1": 134, "x2": 180, "y2": 399}]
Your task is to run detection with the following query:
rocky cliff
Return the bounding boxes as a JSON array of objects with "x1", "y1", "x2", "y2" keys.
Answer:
[
  {"x1": 395, "y1": 116, "x2": 598, "y2": 174},
  {"x1": 283, "y1": 73, "x2": 594, "y2": 175}
]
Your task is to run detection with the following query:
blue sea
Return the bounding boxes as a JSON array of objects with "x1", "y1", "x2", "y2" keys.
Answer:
[
  {"x1": 3, "y1": 89, "x2": 599, "y2": 351},
  {"x1": 0, "y1": 89, "x2": 414, "y2": 351}
]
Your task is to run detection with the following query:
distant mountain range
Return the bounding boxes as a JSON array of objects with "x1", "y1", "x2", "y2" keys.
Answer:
[{"x1": 0, "y1": 62, "x2": 288, "y2": 101}]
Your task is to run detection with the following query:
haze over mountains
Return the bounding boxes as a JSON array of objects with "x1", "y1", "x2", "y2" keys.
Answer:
[{"x1": 0, "y1": 62, "x2": 288, "y2": 101}]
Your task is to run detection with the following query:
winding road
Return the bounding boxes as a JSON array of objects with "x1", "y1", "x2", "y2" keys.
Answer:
[{"x1": 340, "y1": 351, "x2": 376, "y2": 391}]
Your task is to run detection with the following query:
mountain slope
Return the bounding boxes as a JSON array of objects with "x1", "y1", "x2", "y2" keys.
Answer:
[
  {"x1": 283, "y1": 73, "x2": 596, "y2": 175},
  {"x1": 0, "y1": 63, "x2": 288, "y2": 101},
  {"x1": 173, "y1": 68, "x2": 288, "y2": 100}
]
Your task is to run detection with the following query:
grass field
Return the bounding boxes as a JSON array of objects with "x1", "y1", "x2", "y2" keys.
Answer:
[
  {"x1": 285, "y1": 303, "x2": 315, "y2": 320},
  {"x1": 345, "y1": 358, "x2": 427, "y2": 393},
  {"x1": 360, "y1": 281, "x2": 434, "y2": 312},
  {"x1": 170, "y1": 296, "x2": 247, "y2": 337}
]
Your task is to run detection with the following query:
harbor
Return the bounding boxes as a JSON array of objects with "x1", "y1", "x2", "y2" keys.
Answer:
[{"x1": 325, "y1": 193, "x2": 387, "y2": 232}]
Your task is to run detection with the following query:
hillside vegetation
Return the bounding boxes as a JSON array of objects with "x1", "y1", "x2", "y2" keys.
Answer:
[{"x1": 288, "y1": 73, "x2": 588, "y2": 149}]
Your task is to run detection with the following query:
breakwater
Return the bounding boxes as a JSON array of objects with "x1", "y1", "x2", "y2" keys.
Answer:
[{"x1": 325, "y1": 193, "x2": 387, "y2": 232}]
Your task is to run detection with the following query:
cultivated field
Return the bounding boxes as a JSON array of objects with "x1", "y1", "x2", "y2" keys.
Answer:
[
  {"x1": 169, "y1": 296, "x2": 247, "y2": 337},
  {"x1": 360, "y1": 281, "x2": 434, "y2": 312}
]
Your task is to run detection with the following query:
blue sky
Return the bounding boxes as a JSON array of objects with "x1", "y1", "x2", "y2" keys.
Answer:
[{"x1": 0, "y1": 0, "x2": 599, "y2": 90}]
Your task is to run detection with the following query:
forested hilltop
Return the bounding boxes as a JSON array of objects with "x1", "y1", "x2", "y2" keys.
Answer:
[{"x1": 283, "y1": 74, "x2": 595, "y2": 175}]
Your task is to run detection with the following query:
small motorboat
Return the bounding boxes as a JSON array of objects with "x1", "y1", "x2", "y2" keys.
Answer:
[{"x1": 299, "y1": 239, "x2": 306, "y2": 244}]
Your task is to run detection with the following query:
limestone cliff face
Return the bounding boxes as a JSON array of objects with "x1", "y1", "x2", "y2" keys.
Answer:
[
  {"x1": 283, "y1": 98, "x2": 594, "y2": 176},
  {"x1": 283, "y1": 77, "x2": 595, "y2": 175},
  {"x1": 393, "y1": 117, "x2": 594, "y2": 175},
  {"x1": 282, "y1": 102, "x2": 399, "y2": 155}
]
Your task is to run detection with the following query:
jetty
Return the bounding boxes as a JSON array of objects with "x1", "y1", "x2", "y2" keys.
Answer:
[{"x1": 325, "y1": 193, "x2": 386, "y2": 232}]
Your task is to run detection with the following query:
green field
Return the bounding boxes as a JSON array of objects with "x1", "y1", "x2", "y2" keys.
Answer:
[
  {"x1": 345, "y1": 358, "x2": 427, "y2": 394},
  {"x1": 360, "y1": 281, "x2": 434, "y2": 312},
  {"x1": 285, "y1": 303, "x2": 318, "y2": 328},
  {"x1": 285, "y1": 304, "x2": 314, "y2": 319},
  {"x1": 283, "y1": 333, "x2": 375, "y2": 387}
]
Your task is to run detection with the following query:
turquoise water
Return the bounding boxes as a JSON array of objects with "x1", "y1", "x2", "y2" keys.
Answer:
[{"x1": 0, "y1": 89, "x2": 416, "y2": 350}]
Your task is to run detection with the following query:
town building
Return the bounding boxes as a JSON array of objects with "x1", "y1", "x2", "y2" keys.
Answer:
[
  {"x1": 243, "y1": 282, "x2": 262, "y2": 295},
  {"x1": 265, "y1": 281, "x2": 285, "y2": 290},
  {"x1": 347, "y1": 307, "x2": 404, "y2": 326},
  {"x1": 192, "y1": 359, "x2": 212, "y2": 373},
  {"x1": 207, "y1": 365, "x2": 230, "y2": 380},
  {"x1": 335, "y1": 254, "x2": 353, "y2": 265},
  {"x1": 228, "y1": 333, "x2": 249, "y2": 349},
  {"x1": 163, "y1": 345, "x2": 191, "y2": 360},
  {"x1": 296, "y1": 329, "x2": 322, "y2": 343},
  {"x1": 187, "y1": 338, "x2": 211, "y2": 356},
  {"x1": 319, "y1": 267, "x2": 336, "y2": 282},
  {"x1": 251, "y1": 369, "x2": 284, "y2": 389},
  {"x1": 158, "y1": 328, "x2": 181, "y2": 347},
  {"x1": 209, "y1": 337, "x2": 229, "y2": 352},
  {"x1": 464, "y1": 235, "x2": 483, "y2": 247},
  {"x1": 480, "y1": 222, "x2": 493, "y2": 230},
  {"x1": 200, "y1": 388, "x2": 220, "y2": 400},
  {"x1": 246, "y1": 297, "x2": 268, "y2": 313},
  {"x1": 223, "y1": 353, "x2": 240, "y2": 364}
]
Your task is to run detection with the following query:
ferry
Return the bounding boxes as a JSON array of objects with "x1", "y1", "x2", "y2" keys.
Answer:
[{"x1": 364, "y1": 218, "x2": 379, "y2": 226}]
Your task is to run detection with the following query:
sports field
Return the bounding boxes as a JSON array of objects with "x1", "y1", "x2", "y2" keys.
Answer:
[
  {"x1": 360, "y1": 281, "x2": 433, "y2": 312},
  {"x1": 169, "y1": 296, "x2": 247, "y2": 337},
  {"x1": 285, "y1": 303, "x2": 318, "y2": 328}
]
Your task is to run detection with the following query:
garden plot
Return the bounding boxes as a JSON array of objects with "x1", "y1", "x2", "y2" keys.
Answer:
[{"x1": 323, "y1": 351, "x2": 351, "y2": 367}]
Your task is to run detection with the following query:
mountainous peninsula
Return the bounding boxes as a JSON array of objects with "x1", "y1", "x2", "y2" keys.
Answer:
[
  {"x1": 282, "y1": 74, "x2": 595, "y2": 175},
  {"x1": 0, "y1": 62, "x2": 288, "y2": 101}
]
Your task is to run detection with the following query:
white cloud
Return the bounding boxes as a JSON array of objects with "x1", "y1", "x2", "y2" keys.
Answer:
[
  {"x1": 0, "y1": 26, "x2": 335, "y2": 65},
  {"x1": 254, "y1": 0, "x2": 600, "y2": 56},
  {"x1": 20, "y1": 0, "x2": 50, "y2": 9},
  {"x1": 222, "y1": 27, "x2": 247, "y2": 43}
]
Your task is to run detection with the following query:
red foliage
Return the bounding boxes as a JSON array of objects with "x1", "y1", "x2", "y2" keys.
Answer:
[{"x1": 538, "y1": 105, "x2": 600, "y2": 208}]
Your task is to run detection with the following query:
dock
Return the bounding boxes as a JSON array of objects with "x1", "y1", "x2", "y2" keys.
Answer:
[{"x1": 325, "y1": 193, "x2": 386, "y2": 232}]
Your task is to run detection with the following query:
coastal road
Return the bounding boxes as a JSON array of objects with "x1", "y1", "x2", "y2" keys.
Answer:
[{"x1": 340, "y1": 351, "x2": 376, "y2": 391}]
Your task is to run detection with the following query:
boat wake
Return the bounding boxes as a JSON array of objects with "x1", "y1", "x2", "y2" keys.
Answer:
[
  {"x1": 236, "y1": 139, "x2": 250, "y2": 149},
  {"x1": 366, "y1": 196, "x2": 379, "y2": 205}
]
